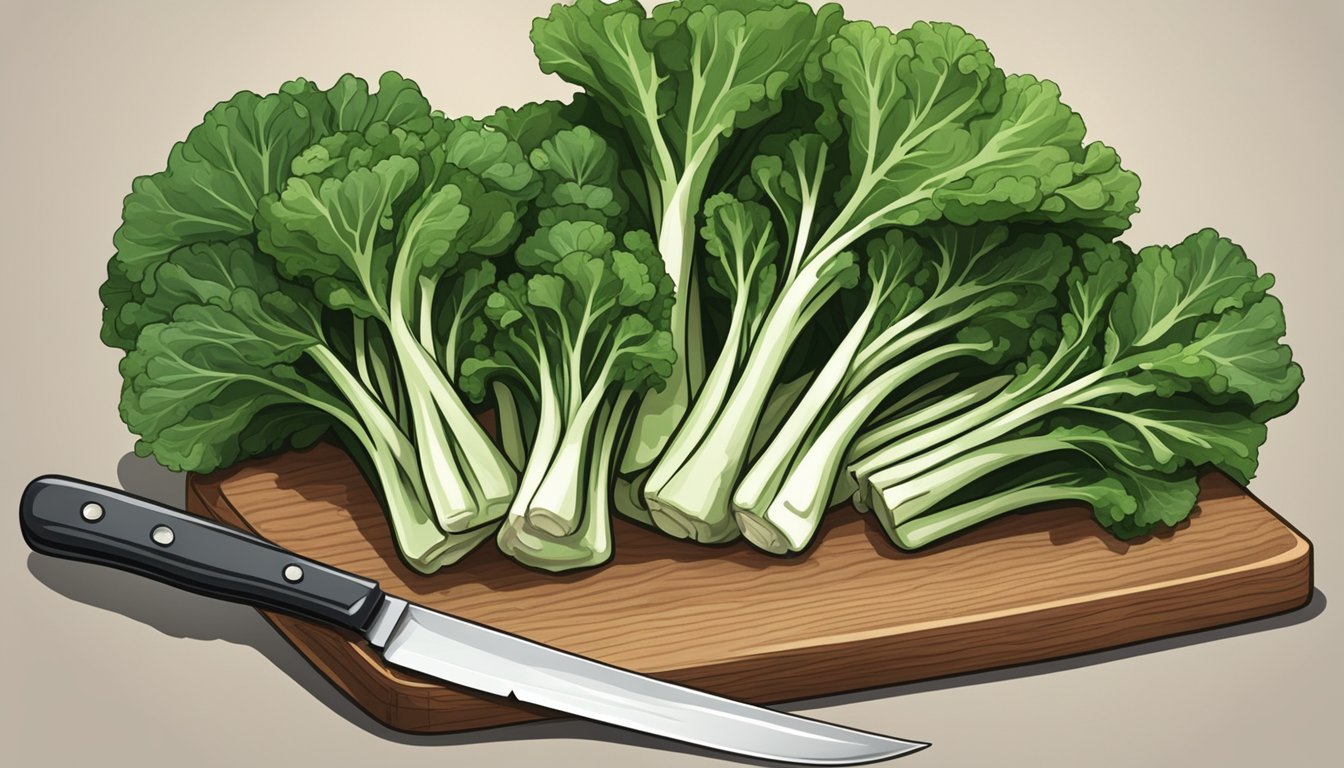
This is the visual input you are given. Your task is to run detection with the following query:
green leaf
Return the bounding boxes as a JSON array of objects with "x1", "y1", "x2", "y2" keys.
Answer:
[
  {"x1": 112, "y1": 239, "x2": 320, "y2": 357},
  {"x1": 936, "y1": 76, "x2": 1138, "y2": 232},
  {"x1": 515, "y1": 220, "x2": 618, "y2": 268},
  {"x1": 533, "y1": 0, "x2": 835, "y2": 179},
  {"x1": 469, "y1": 225, "x2": 675, "y2": 411},
  {"x1": 531, "y1": 125, "x2": 626, "y2": 224},
  {"x1": 436, "y1": 261, "x2": 498, "y2": 375},
  {"x1": 259, "y1": 156, "x2": 420, "y2": 315},
  {"x1": 145, "y1": 240, "x2": 286, "y2": 315},
  {"x1": 398, "y1": 184, "x2": 472, "y2": 273},
  {"x1": 1101, "y1": 467, "x2": 1201, "y2": 539},
  {"x1": 485, "y1": 100, "x2": 574, "y2": 152},
  {"x1": 99, "y1": 265, "x2": 143, "y2": 350},
  {"x1": 649, "y1": 0, "x2": 839, "y2": 150},
  {"x1": 1035, "y1": 238, "x2": 1131, "y2": 379},
  {"x1": 921, "y1": 226, "x2": 1072, "y2": 313},
  {"x1": 531, "y1": 0, "x2": 664, "y2": 162},
  {"x1": 742, "y1": 132, "x2": 831, "y2": 252},
  {"x1": 120, "y1": 290, "x2": 335, "y2": 472},
  {"x1": 531, "y1": 125, "x2": 609, "y2": 186},
  {"x1": 1067, "y1": 399, "x2": 1266, "y2": 483},
  {"x1": 103, "y1": 73, "x2": 441, "y2": 348},
  {"x1": 438, "y1": 118, "x2": 536, "y2": 194},
  {"x1": 1100, "y1": 232, "x2": 1300, "y2": 408},
  {"x1": 1109, "y1": 229, "x2": 1275, "y2": 356},
  {"x1": 700, "y1": 193, "x2": 779, "y2": 306},
  {"x1": 1144, "y1": 295, "x2": 1303, "y2": 406},
  {"x1": 822, "y1": 20, "x2": 999, "y2": 187},
  {"x1": 1067, "y1": 472, "x2": 1139, "y2": 532},
  {"x1": 813, "y1": 26, "x2": 1139, "y2": 240},
  {"x1": 324, "y1": 72, "x2": 435, "y2": 134},
  {"x1": 113, "y1": 83, "x2": 327, "y2": 289}
]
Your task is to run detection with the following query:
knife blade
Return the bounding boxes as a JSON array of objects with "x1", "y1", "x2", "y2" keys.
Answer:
[{"x1": 20, "y1": 476, "x2": 928, "y2": 764}]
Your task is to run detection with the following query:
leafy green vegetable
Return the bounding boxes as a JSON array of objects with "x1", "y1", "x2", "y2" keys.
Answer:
[
  {"x1": 533, "y1": 0, "x2": 842, "y2": 478},
  {"x1": 255, "y1": 111, "x2": 537, "y2": 533},
  {"x1": 118, "y1": 238, "x2": 492, "y2": 566},
  {"x1": 103, "y1": 2, "x2": 1301, "y2": 574},
  {"x1": 465, "y1": 229, "x2": 674, "y2": 570},
  {"x1": 733, "y1": 226, "x2": 1074, "y2": 552},
  {"x1": 854, "y1": 230, "x2": 1300, "y2": 547},
  {"x1": 103, "y1": 73, "x2": 435, "y2": 348},
  {"x1": 459, "y1": 117, "x2": 675, "y2": 570},
  {"x1": 106, "y1": 74, "x2": 537, "y2": 572},
  {"x1": 640, "y1": 18, "x2": 1140, "y2": 542}
]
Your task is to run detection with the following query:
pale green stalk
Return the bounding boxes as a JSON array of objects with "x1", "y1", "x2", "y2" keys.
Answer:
[
  {"x1": 730, "y1": 298, "x2": 880, "y2": 518},
  {"x1": 496, "y1": 351, "x2": 564, "y2": 562},
  {"x1": 848, "y1": 374, "x2": 1013, "y2": 511},
  {"x1": 498, "y1": 393, "x2": 628, "y2": 572},
  {"x1": 891, "y1": 475, "x2": 1080, "y2": 549},
  {"x1": 645, "y1": 255, "x2": 843, "y2": 541},
  {"x1": 621, "y1": 162, "x2": 712, "y2": 474},
  {"x1": 735, "y1": 342, "x2": 990, "y2": 553},
  {"x1": 307, "y1": 345, "x2": 494, "y2": 571},
  {"x1": 387, "y1": 248, "x2": 517, "y2": 532},
  {"x1": 526, "y1": 383, "x2": 609, "y2": 537},
  {"x1": 869, "y1": 436, "x2": 1080, "y2": 526}
]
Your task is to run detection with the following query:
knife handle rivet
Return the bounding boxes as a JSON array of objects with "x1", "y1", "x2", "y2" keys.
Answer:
[
  {"x1": 283, "y1": 564, "x2": 304, "y2": 583},
  {"x1": 151, "y1": 525, "x2": 175, "y2": 546},
  {"x1": 80, "y1": 503, "x2": 104, "y2": 522}
]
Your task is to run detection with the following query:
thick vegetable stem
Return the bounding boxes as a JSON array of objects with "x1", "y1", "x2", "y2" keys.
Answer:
[
  {"x1": 735, "y1": 342, "x2": 990, "y2": 553},
  {"x1": 389, "y1": 255, "x2": 518, "y2": 532},
  {"x1": 892, "y1": 476, "x2": 1086, "y2": 549},
  {"x1": 525, "y1": 387, "x2": 607, "y2": 537},
  {"x1": 497, "y1": 393, "x2": 626, "y2": 571},
  {"x1": 646, "y1": 256, "x2": 842, "y2": 541},
  {"x1": 309, "y1": 345, "x2": 495, "y2": 571},
  {"x1": 620, "y1": 168, "x2": 709, "y2": 476}
]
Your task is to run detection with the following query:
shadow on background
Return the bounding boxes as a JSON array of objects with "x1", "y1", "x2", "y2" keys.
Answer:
[
  {"x1": 807, "y1": 587, "x2": 1326, "y2": 705},
  {"x1": 25, "y1": 547, "x2": 1326, "y2": 764},
  {"x1": 116, "y1": 451, "x2": 185, "y2": 508},
  {"x1": 68, "y1": 452, "x2": 1323, "y2": 763}
]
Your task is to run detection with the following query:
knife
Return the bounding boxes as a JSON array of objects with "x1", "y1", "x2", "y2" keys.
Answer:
[{"x1": 20, "y1": 476, "x2": 928, "y2": 764}]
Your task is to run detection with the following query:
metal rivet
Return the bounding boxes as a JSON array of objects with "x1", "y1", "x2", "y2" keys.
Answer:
[
  {"x1": 283, "y1": 564, "x2": 304, "y2": 583},
  {"x1": 81, "y1": 503, "x2": 104, "y2": 522},
  {"x1": 151, "y1": 525, "x2": 175, "y2": 546}
]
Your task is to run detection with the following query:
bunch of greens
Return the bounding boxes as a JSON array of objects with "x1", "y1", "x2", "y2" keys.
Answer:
[
  {"x1": 104, "y1": 74, "x2": 673, "y2": 572},
  {"x1": 103, "y1": 0, "x2": 1301, "y2": 573},
  {"x1": 847, "y1": 231, "x2": 1300, "y2": 549}
]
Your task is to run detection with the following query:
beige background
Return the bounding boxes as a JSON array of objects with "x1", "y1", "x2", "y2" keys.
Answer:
[{"x1": 2, "y1": 1, "x2": 1339, "y2": 765}]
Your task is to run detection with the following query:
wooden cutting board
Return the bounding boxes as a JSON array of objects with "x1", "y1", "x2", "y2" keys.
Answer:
[{"x1": 186, "y1": 441, "x2": 1311, "y2": 734}]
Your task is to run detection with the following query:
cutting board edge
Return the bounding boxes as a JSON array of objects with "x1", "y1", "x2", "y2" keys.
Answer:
[
  {"x1": 185, "y1": 462, "x2": 1313, "y2": 735},
  {"x1": 187, "y1": 468, "x2": 558, "y2": 733}
]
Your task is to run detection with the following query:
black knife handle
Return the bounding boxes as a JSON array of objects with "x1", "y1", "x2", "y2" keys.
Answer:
[{"x1": 20, "y1": 475, "x2": 385, "y2": 634}]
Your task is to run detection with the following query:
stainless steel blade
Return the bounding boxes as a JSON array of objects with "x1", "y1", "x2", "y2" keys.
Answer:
[{"x1": 364, "y1": 598, "x2": 927, "y2": 765}]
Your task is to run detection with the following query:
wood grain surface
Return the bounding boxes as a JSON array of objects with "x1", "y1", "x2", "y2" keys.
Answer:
[{"x1": 186, "y1": 441, "x2": 1312, "y2": 734}]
